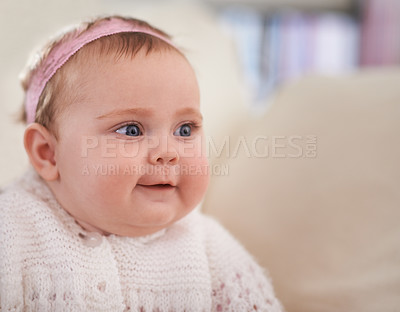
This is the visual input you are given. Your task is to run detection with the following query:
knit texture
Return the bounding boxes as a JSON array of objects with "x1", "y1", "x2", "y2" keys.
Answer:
[{"x1": 0, "y1": 169, "x2": 282, "y2": 311}]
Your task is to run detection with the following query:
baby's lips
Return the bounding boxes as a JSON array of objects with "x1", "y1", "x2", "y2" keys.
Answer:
[
  {"x1": 137, "y1": 177, "x2": 177, "y2": 187},
  {"x1": 136, "y1": 181, "x2": 178, "y2": 194}
]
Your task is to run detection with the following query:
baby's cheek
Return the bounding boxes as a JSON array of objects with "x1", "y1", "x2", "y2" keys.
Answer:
[
  {"x1": 179, "y1": 155, "x2": 209, "y2": 202},
  {"x1": 115, "y1": 141, "x2": 147, "y2": 168},
  {"x1": 178, "y1": 136, "x2": 206, "y2": 158}
]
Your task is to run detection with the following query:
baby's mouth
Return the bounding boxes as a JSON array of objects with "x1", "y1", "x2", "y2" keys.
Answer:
[
  {"x1": 137, "y1": 183, "x2": 176, "y2": 191},
  {"x1": 145, "y1": 184, "x2": 173, "y2": 188}
]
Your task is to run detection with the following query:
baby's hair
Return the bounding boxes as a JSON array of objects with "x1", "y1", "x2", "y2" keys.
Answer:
[{"x1": 19, "y1": 15, "x2": 177, "y2": 137}]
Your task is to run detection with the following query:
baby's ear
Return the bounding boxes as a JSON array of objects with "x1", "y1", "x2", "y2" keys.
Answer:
[{"x1": 24, "y1": 123, "x2": 59, "y2": 181}]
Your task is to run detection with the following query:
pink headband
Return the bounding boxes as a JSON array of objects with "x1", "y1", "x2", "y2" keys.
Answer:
[{"x1": 25, "y1": 17, "x2": 176, "y2": 124}]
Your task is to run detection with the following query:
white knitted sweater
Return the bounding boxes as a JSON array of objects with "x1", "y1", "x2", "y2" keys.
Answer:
[{"x1": 0, "y1": 170, "x2": 282, "y2": 312}]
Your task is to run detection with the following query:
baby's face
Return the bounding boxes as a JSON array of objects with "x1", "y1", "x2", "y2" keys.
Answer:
[{"x1": 49, "y1": 48, "x2": 209, "y2": 237}]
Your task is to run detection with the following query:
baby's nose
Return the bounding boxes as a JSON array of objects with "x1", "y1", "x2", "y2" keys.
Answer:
[
  {"x1": 147, "y1": 136, "x2": 179, "y2": 165},
  {"x1": 149, "y1": 150, "x2": 179, "y2": 165}
]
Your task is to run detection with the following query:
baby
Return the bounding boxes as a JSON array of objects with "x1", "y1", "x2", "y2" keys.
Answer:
[{"x1": 0, "y1": 15, "x2": 282, "y2": 311}]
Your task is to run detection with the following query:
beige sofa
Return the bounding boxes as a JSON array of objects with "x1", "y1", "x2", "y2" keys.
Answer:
[{"x1": 202, "y1": 68, "x2": 400, "y2": 312}]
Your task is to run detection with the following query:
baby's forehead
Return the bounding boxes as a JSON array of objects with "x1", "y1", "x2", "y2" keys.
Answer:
[
  {"x1": 61, "y1": 38, "x2": 187, "y2": 90},
  {"x1": 59, "y1": 45, "x2": 199, "y2": 112},
  {"x1": 66, "y1": 44, "x2": 192, "y2": 87},
  {"x1": 57, "y1": 39, "x2": 180, "y2": 88}
]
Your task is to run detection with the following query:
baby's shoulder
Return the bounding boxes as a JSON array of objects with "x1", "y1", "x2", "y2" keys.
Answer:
[
  {"x1": 0, "y1": 170, "x2": 55, "y2": 242},
  {"x1": 1, "y1": 168, "x2": 52, "y2": 208},
  {"x1": 0, "y1": 175, "x2": 42, "y2": 276},
  {"x1": 0, "y1": 178, "x2": 32, "y2": 218}
]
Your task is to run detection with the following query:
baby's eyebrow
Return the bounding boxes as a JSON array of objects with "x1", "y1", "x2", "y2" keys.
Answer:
[
  {"x1": 96, "y1": 107, "x2": 203, "y2": 121},
  {"x1": 96, "y1": 108, "x2": 152, "y2": 120},
  {"x1": 175, "y1": 108, "x2": 203, "y2": 121}
]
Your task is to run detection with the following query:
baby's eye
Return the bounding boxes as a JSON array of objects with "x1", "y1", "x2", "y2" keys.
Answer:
[
  {"x1": 174, "y1": 124, "x2": 192, "y2": 137},
  {"x1": 115, "y1": 124, "x2": 142, "y2": 136}
]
